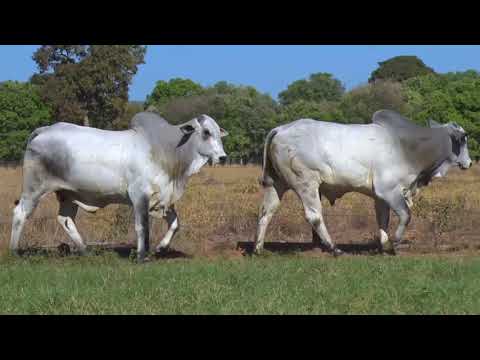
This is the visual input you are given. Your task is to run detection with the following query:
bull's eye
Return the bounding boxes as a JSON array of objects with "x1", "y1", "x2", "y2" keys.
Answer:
[{"x1": 203, "y1": 130, "x2": 211, "y2": 138}]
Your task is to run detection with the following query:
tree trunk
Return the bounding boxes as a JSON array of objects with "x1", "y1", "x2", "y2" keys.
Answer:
[{"x1": 83, "y1": 115, "x2": 90, "y2": 127}]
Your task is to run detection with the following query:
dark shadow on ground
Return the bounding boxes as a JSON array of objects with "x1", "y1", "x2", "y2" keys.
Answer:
[
  {"x1": 99, "y1": 244, "x2": 191, "y2": 260},
  {"x1": 15, "y1": 243, "x2": 191, "y2": 260},
  {"x1": 236, "y1": 241, "x2": 381, "y2": 255},
  {"x1": 16, "y1": 243, "x2": 73, "y2": 257},
  {"x1": 17, "y1": 248, "x2": 58, "y2": 257},
  {"x1": 153, "y1": 249, "x2": 192, "y2": 260}
]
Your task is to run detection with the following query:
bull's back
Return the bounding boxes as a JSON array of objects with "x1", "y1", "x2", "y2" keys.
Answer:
[
  {"x1": 270, "y1": 119, "x2": 398, "y2": 190},
  {"x1": 26, "y1": 123, "x2": 139, "y2": 194}
]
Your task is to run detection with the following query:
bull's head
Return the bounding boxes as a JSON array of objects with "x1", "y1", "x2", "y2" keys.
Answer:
[
  {"x1": 428, "y1": 119, "x2": 472, "y2": 170},
  {"x1": 179, "y1": 114, "x2": 228, "y2": 165}
]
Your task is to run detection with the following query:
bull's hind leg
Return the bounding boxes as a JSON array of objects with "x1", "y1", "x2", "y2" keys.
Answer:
[
  {"x1": 11, "y1": 153, "x2": 53, "y2": 254},
  {"x1": 56, "y1": 194, "x2": 87, "y2": 255},
  {"x1": 254, "y1": 183, "x2": 286, "y2": 254},
  {"x1": 297, "y1": 183, "x2": 341, "y2": 256},
  {"x1": 10, "y1": 191, "x2": 43, "y2": 254},
  {"x1": 390, "y1": 198, "x2": 411, "y2": 246},
  {"x1": 374, "y1": 198, "x2": 394, "y2": 254},
  {"x1": 311, "y1": 191, "x2": 332, "y2": 251},
  {"x1": 156, "y1": 206, "x2": 179, "y2": 253}
]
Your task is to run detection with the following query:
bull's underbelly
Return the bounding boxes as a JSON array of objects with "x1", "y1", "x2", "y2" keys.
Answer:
[
  {"x1": 319, "y1": 182, "x2": 375, "y2": 205},
  {"x1": 317, "y1": 161, "x2": 374, "y2": 190},
  {"x1": 56, "y1": 190, "x2": 130, "y2": 214},
  {"x1": 318, "y1": 166, "x2": 420, "y2": 206}
]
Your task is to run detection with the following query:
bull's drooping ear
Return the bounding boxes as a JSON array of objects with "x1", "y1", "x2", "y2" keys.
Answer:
[
  {"x1": 177, "y1": 124, "x2": 197, "y2": 148},
  {"x1": 220, "y1": 128, "x2": 229, "y2": 137},
  {"x1": 448, "y1": 126, "x2": 465, "y2": 142},
  {"x1": 428, "y1": 119, "x2": 442, "y2": 128},
  {"x1": 180, "y1": 124, "x2": 196, "y2": 135}
]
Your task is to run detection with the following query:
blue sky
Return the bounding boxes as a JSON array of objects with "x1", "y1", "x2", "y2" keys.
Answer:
[{"x1": 1, "y1": 45, "x2": 479, "y2": 101}]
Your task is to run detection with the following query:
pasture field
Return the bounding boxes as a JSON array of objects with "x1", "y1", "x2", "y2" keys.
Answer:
[
  {"x1": 1, "y1": 254, "x2": 480, "y2": 314},
  {"x1": 1, "y1": 165, "x2": 480, "y2": 314}
]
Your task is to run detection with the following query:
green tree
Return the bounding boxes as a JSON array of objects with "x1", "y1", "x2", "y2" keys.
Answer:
[
  {"x1": 278, "y1": 100, "x2": 343, "y2": 124},
  {"x1": 0, "y1": 81, "x2": 53, "y2": 160},
  {"x1": 403, "y1": 70, "x2": 480, "y2": 158},
  {"x1": 31, "y1": 45, "x2": 147, "y2": 129},
  {"x1": 211, "y1": 84, "x2": 279, "y2": 163},
  {"x1": 369, "y1": 55, "x2": 435, "y2": 83},
  {"x1": 149, "y1": 87, "x2": 218, "y2": 126},
  {"x1": 112, "y1": 101, "x2": 145, "y2": 130},
  {"x1": 144, "y1": 78, "x2": 204, "y2": 109},
  {"x1": 340, "y1": 80, "x2": 410, "y2": 123},
  {"x1": 278, "y1": 73, "x2": 345, "y2": 106}
]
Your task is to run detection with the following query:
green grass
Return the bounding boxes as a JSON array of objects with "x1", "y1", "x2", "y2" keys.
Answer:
[{"x1": 1, "y1": 253, "x2": 480, "y2": 314}]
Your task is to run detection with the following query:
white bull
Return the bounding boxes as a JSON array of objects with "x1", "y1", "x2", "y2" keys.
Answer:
[
  {"x1": 11, "y1": 112, "x2": 228, "y2": 261},
  {"x1": 254, "y1": 110, "x2": 472, "y2": 255}
]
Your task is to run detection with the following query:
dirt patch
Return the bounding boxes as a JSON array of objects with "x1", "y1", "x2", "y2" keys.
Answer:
[
  {"x1": 202, "y1": 177, "x2": 223, "y2": 186},
  {"x1": 3, "y1": 165, "x2": 480, "y2": 260}
]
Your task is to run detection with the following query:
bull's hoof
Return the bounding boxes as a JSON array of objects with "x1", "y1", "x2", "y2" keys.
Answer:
[
  {"x1": 9, "y1": 249, "x2": 20, "y2": 257},
  {"x1": 382, "y1": 248, "x2": 397, "y2": 256},
  {"x1": 332, "y1": 247, "x2": 343, "y2": 257},
  {"x1": 252, "y1": 244, "x2": 263, "y2": 256},
  {"x1": 394, "y1": 240, "x2": 411, "y2": 251},
  {"x1": 77, "y1": 247, "x2": 88, "y2": 256},
  {"x1": 313, "y1": 241, "x2": 330, "y2": 252},
  {"x1": 58, "y1": 243, "x2": 71, "y2": 256},
  {"x1": 136, "y1": 253, "x2": 148, "y2": 263}
]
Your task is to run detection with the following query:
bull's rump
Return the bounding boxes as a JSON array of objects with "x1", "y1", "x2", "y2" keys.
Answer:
[
  {"x1": 269, "y1": 119, "x2": 402, "y2": 190},
  {"x1": 26, "y1": 123, "x2": 136, "y2": 194}
]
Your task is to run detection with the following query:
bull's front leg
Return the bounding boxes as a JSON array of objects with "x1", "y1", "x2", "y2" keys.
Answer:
[
  {"x1": 156, "y1": 206, "x2": 179, "y2": 254},
  {"x1": 131, "y1": 193, "x2": 150, "y2": 262},
  {"x1": 374, "y1": 198, "x2": 393, "y2": 254},
  {"x1": 377, "y1": 188, "x2": 412, "y2": 254}
]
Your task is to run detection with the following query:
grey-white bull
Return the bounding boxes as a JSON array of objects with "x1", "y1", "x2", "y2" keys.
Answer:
[
  {"x1": 254, "y1": 110, "x2": 472, "y2": 255},
  {"x1": 11, "y1": 112, "x2": 228, "y2": 261}
]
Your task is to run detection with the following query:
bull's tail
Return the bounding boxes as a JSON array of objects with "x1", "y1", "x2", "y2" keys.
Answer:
[
  {"x1": 15, "y1": 126, "x2": 52, "y2": 206},
  {"x1": 259, "y1": 129, "x2": 278, "y2": 187},
  {"x1": 26, "y1": 125, "x2": 50, "y2": 146}
]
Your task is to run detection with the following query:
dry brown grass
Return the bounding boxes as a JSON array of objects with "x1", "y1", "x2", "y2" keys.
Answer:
[{"x1": 2, "y1": 163, "x2": 480, "y2": 257}]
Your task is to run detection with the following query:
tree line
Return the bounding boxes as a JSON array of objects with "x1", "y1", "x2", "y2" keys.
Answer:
[{"x1": 2, "y1": 48, "x2": 480, "y2": 162}]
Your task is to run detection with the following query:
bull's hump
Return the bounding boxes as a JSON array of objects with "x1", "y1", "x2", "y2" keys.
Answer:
[
  {"x1": 130, "y1": 112, "x2": 169, "y2": 132},
  {"x1": 372, "y1": 110, "x2": 422, "y2": 131}
]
